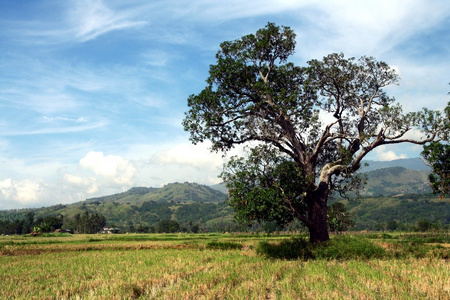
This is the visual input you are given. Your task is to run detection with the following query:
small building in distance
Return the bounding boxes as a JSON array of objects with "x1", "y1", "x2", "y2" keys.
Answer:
[{"x1": 99, "y1": 227, "x2": 120, "y2": 234}]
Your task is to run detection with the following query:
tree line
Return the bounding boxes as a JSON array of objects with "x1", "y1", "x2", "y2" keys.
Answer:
[{"x1": 0, "y1": 211, "x2": 106, "y2": 235}]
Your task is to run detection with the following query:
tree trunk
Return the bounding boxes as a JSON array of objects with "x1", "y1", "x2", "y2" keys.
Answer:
[
  {"x1": 308, "y1": 202, "x2": 329, "y2": 243},
  {"x1": 307, "y1": 182, "x2": 330, "y2": 243}
]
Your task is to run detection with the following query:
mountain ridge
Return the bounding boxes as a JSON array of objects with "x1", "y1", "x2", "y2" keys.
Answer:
[
  {"x1": 360, "y1": 166, "x2": 431, "y2": 196},
  {"x1": 0, "y1": 159, "x2": 444, "y2": 232},
  {"x1": 361, "y1": 157, "x2": 429, "y2": 172}
]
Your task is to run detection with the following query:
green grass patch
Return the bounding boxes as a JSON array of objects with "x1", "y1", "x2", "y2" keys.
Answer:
[
  {"x1": 313, "y1": 235, "x2": 386, "y2": 260},
  {"x1": 400, "y1": 233, "x2": 450, "y2": 244},
  {"x1": 40, "y1": 232, "x2": 73, "y2": 237}
]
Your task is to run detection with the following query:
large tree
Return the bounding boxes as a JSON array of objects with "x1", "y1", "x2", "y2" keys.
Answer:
[{"x1": 183, "y1": 23, "x2": 448, "y2": 242}]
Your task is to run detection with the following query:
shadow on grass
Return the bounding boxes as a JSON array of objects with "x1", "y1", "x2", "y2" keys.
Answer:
[{"x1": 256, "y1": 235, "x2": 385, "y2": 260}]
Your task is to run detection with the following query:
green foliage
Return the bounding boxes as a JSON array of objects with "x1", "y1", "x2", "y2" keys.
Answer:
[
  {"x1": 0, "y1": 219, "x2": 25, "y2": 235},
  {"x1": 381, "y1": 233, "x2": 393, "y2": 239},
  {"x1": 312, "y1": 236, "x2": 385, "y2": 260},
  {"x1": 67, "y1": 211, "x2": 106, "y2": 234},
  {"x1": 222, "y1": 146, "x2": 306, "y2": 227},
  {"x1": 347, "y1": 194, "x2": 450, "y2": 230},
  {"x1": 421, "y1": 140, "x2": 449, "y2": 196},
  {"x1": 37, "y1": 215, "x2": 63, "y2": 233},
  {"x1": 157, "y1": 219, "x2": 180, "y2": 233},
  {"x1": 365, "y1": 232, "x2": 449, "y2": 259},
  {"x1": 175, "y1": 202, "x2": 231, "y2": 224},
  {"x1": 206, "y1": 241, "x2": 243, "y2": 250},
  {"x1": 0, "y1": 213, "x2": 63, "y2": 235},
  {"x1": 327, "y1": 202, "x2": 355, "y2": 232},
  {"x1": 400, "y1": 232, "x2": 450, "y2": 244}
]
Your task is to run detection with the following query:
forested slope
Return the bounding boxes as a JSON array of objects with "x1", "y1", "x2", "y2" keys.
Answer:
[{"x1": 0, "y1": 167, "x2": 447, "y2": 233}]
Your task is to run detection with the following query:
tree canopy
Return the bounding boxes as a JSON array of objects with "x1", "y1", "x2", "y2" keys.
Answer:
[
  {"x1": 421, "y1": 141, "x2": 449, "y2": 197},
  {"x1": 420, "y1": 94, "x2": 449, "y2": 198},
  {"x1": 183, "y1": 23, "x2": 449, "y2": 242}
]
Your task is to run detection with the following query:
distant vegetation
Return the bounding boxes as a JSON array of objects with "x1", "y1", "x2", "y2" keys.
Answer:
[
  {"x1": 0, "y1": 163, "x2": 447, "y2": 236},
  {"x1": 339, "y1": 194, "x2": 449, "y2": 231},
  {"x1": 0, "y1": 166, "x2": 449, "y2": 236},
  {"x1": 0, "y1": 182, "x2": 236, "y2": 235},
  {"x1": 0, "y1": 211, "x2": 106, "y2": 235}
]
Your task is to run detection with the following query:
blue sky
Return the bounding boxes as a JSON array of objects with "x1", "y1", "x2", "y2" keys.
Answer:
[{"x1": 0, "y1": 0, "x2": 449, "y2": 209}]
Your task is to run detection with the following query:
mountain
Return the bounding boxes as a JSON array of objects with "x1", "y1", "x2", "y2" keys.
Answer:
[
  {"x1": 344, "y1": 194, "x2": 450, "y2": 230},
  {"x1": 209, "y1": 183, "x2": 228, "y2": 194},
  {"x1": 211, "y1": 160, "x2": 432, "y2": 197},
  {"x1": 361, "y1": 158, "x2": 430, "y2": 172},
  {"x1": 360, "y1": 166, "x2": 432, "y2": 196},
  {"x1": 0, "y1": 182, "x2": 235, "y2": 232},
  {"x1": 86, "y1": 182, "x2": 227, "y2": 204},
  {"x1": 0, "y1": 163, "x2": 446, "y2": 232}
]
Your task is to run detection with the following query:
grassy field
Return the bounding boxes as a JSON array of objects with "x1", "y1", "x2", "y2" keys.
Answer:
[{"x1": 0, "y1": 232, "x2": 449, "y2": 299}]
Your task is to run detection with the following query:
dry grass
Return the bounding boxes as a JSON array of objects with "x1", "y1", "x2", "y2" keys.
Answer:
[{"x1": 0, "y1": 233, "x2": 448, "y2": 299}]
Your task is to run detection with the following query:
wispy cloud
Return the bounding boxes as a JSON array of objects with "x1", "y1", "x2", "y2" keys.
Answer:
[
  {"x1": 291, "y1": 0, "x2": 450, "y2": 60},
  {"x1": 68, "y1": 0, "x2": 147, "y2": 42},
  {"x1": 42, "y1": 116, "x2": 88, "y2": 123},
  {"x1": 0, "y1": 120, "x2": 107, "y2": 137},
  {"x1": 0, "y1": 0, "x2": 448, "y2": 209},
  {"x1": 0, "y1": 0, "x2": 147, "y2": 45}
]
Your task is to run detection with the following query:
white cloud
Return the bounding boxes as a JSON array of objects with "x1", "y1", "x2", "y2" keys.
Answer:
[
  {"x1": 152, "y1": 142, "x2": 224, "y2": 170},
  {"x1": 42, "y1": 116, "x2": 88, "y2": 123},
  {"x1": 0, "y1": 179, "x2": 14, "y2": 199},
  {"x1": 374, "y1": 146, "x2": 407, "y2": 161},
  {"x1": 80, "y1": 151, "x2": 136, "y2": 185},
  {"x1": 0, "y1": 178, "x2": 45, "y2": 206},
  {"x1": 125, "y1": 141, "x2": 249, "y2": 187},
  {"x1": 62, "y1": 174, "x2": 99, "y2": 195},
  {"x1": 383, "y1": 62, "x2": 449, "y2": 112}
]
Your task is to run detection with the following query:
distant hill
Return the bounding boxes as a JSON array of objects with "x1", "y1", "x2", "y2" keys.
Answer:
[
  {"x1": 360, "y1": 166, "x2": 432, "y2": 196},
  {"x1": 209, "y1": 183, "x2": 228, "y2": 194},
  {"x1": 361, "y1": 158, "x2": 429, "y2": 172},
  {"x1": 0, "y1": 182, "x2": 235, "y2": 232},
  {"x1": 211, "y1": 159, "x2": 432, "y2": 197},
  {"x1": 344, "y1": 194, "x2": 450, "y2": 230},
  {"x1": 87, "y1": 182, "x2": 227, "y2": 204},
  {"x1": 1, "y1": 163, "x2": 446, "y2": 232}
]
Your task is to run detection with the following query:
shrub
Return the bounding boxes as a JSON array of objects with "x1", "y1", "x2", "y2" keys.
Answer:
[
  {"x1": 206, "y1": 241, "x2": 243, "y2": 250},
  {"x1": 256, "y1": 237, "x2": 313, "y2": 260},
  {"x1": 313, "y1": 236, "x2": 385, "y2": 260},
  {"x1": 381, "y1": 233, "x2": 393, "y2": 239},
  {"x1": 401, "y1": 233, "x2": 450, "y2": 244}
]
